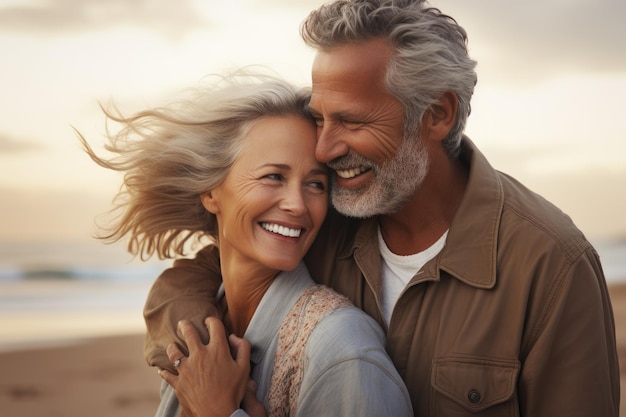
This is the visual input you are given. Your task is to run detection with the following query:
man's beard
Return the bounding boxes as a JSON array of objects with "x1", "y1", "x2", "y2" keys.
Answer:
[{"x1": 330, "y1": 129, "x2": 429, "y2": 218}]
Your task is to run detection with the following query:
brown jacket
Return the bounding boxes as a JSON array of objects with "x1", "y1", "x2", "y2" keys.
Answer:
[{"x1": 144, "y1": 138, "x2": 619, "y2": 416}]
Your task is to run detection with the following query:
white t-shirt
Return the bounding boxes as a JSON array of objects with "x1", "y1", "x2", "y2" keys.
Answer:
[{"x1": 379, "y1": 227, "x2": 448, "y2": 325}]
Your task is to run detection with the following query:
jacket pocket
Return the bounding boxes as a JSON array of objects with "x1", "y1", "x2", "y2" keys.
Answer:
[{"x1": 431, "y1": 355, "x2": 520, "y2": 415}]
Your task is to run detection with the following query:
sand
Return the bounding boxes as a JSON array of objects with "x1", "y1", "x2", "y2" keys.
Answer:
[
  {"x1": 2, "y1": 284, "x2": 626, "y2": 417},
  {"x1": 0, "y1": 334, "x2": 161, "y2": 417}
]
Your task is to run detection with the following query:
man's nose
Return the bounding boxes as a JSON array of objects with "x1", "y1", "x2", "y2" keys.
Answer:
[{"x1": 315, "y1": 125, "x2": 348, "y2": 164}]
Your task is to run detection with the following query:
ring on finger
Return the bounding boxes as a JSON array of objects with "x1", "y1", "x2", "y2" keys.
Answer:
[{"x1": 173, "y1": 357, "x2": 184, "y2": 368}]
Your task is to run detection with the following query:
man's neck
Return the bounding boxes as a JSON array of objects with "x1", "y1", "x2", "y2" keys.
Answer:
[{"x1": 379, "y1": 154, "x2": 468, "y2": 255}]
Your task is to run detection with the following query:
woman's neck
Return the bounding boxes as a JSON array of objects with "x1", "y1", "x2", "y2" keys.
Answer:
[{"x1": 220, "y1": 254, "x2": 279, "y2": 338}]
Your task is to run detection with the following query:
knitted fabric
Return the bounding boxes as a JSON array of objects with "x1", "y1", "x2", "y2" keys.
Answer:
[{"x1": 267, "y1": 285, "x2": 352, "y2": 417}]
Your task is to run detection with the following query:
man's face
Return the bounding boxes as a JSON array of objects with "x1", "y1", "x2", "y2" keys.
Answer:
[{"x1": 309, "y1": 38, "x2": 429, "y2": 217}]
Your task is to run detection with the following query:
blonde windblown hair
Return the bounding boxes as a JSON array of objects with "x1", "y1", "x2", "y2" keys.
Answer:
[{"x1": 78, "y1": 70, "x2": 313, "y2": 260}]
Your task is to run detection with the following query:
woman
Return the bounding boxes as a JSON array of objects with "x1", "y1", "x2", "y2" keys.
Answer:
[{"x1": 79, "y1": 72, "x2": 412, "y2": 417}]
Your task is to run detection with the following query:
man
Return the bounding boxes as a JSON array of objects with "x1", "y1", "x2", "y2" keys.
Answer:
[{"x1": 144, "y1": 1, "x2": 620, "y2": 415}]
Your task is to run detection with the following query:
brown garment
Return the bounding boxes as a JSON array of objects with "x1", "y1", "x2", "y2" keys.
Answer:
[
  {"x1": 143, "y1": 245, "x2": 222, "y2": 371},
  {"x1": 144, "y1": 138, "x2": 619, "y2": 416}
]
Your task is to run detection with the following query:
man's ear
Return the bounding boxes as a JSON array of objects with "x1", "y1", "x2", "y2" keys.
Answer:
[
  {"x1": 201, "y1": 191, "x2": 220, "y2": 214},
  {"x1": 422, "y1": 90, "x2": 458, "y2": 142}
]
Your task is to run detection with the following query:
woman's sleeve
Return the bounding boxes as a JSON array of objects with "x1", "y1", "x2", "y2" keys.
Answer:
[
  {"x1": 295, "y1": 309, "x2": 413, "y2": 417},
  {"x1": 154, "y1": 380, "x2": 252, "y2": 417},
  {"x1": 143, "y1": 245, "x2": 223, "y2": 372},
  {"x1": 154, "y1": 381, "x2": 180, "y2": 417}
]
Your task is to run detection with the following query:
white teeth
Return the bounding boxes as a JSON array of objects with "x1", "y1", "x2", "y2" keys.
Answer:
[
  {"x1": 261, "y1": 223, "x2": 302, "y2": 238},
  {"x1": 336, "y1": 167, "x2": 365, "y2": 179}
]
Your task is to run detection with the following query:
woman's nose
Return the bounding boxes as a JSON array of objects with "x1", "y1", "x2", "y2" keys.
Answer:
[{"x1": 279, "y1": 185, "x2": 307, "y2": 216}]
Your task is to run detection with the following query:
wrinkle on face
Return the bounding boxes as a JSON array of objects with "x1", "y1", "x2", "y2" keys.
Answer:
[{"x1": 310, "y1": 38, "x2": 405, "y2": 167}]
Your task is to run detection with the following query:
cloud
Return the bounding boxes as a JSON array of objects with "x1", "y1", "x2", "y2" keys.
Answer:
[
  {"x1": 0, "y1": 0, "x2": 207, "y2": 40},
  {"x1": 438, "y1": 0, "x2": 626, "y2": 82},
  {"x1": 3, "y1": 0, "x2": 623, "y2": 80},
  {"x1": 0, "y1": 134, "x2": 43, "y2": 154},
  {"x1": 252, "y1": 0, "x2": 626, "y2": 77}
]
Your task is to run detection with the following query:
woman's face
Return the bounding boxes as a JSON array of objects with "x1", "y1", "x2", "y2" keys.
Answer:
[{"x1": 202, "y1": 114, "x2": 328, "y2": 274}]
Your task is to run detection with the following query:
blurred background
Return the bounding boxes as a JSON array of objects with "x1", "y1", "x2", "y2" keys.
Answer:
[
  {"x1": 1, "y1": 0, "x2": 626, "y2": 355},
  {"x1": 0, "y1": 0, "x2": 625, "y2": 415}
]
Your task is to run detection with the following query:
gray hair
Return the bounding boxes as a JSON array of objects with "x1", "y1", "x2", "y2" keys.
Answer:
[
  {"x1": 78, "y1": 71, "x2": 313, "y2": 259},
  {"x1": 301, "y1": 0, "x2": 477, "y2": 157}
]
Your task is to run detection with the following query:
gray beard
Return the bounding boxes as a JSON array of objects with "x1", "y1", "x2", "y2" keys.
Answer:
[{"x1": 331, "y1": 132, "x2": 429, "y2": 218}]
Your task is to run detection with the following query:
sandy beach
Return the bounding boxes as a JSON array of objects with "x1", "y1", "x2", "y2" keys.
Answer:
[
  {"x1": 2, "y1": 283, "x2": 626, "y2": 417},
  {"x1": 0, "y1": 334, "x2": 161, "y2": 417}
]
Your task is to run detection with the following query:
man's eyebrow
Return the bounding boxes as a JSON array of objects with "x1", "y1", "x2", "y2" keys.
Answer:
[
  {"x1": 305, "y1": 106, "x2": 358, "y2": 121},
  {"x1": 305, "y1": 104, "x2": 321, "y2": 116}
]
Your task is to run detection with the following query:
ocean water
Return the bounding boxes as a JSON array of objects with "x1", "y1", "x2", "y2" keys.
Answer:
[
  {"x1": 1, "y1": 239, "x2": 625, "y2": 351},
  {"x1": 0, "y1": 241, "x2": 171, "y2": 351}
]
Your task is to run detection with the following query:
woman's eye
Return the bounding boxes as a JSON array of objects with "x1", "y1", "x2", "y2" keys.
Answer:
[
  {"x1": 264, "y1": 173, "x2": 283, "y2": 181},
  {"x1": 309, "y1": 180, "x2": 328, "y2": 191}
]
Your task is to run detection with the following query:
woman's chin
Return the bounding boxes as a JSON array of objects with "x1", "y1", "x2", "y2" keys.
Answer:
[{"x1": 264, "y1": 258, "x2": 301, "y2": 273}]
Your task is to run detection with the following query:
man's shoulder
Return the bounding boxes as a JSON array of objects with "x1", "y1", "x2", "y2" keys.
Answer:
[
  {"x1": 497, "y1": 170, "x2": 592, "y2": 261},
  {"x1": 463, "y1": 138, "x2": 590, "y2": 256}
]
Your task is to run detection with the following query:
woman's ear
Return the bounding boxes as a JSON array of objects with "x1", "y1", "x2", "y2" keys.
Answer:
[
  {"x1": 421, "y1": 90, "x2": 458, "y2": 142},
  {"x1": 201, "y1": 191, "x2": 220, "y2": 214}
]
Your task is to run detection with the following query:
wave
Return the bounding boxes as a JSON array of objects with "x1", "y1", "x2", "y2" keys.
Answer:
[
  {"x1": 0, "y1": 264, "x2": 169, "y2": 282},
  {"x1": 1, "y1": 240, "x2": 625, "y2": 283}
]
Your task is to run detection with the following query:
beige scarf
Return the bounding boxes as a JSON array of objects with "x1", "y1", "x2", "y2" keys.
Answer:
[{"x1": 267, "y1": 285, "x2": 352, "y2": 417}]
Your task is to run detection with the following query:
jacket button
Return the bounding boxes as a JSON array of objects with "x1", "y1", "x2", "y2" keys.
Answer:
[{"x1": 467, "y1": 389, "x2": 481, "y2": 404}]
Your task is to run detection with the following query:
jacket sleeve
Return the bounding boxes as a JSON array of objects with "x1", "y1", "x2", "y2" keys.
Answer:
[
  {"x1": 143, "y1": 245, "x2": 223, "y2": 372},
  {"x1": 520, "y1": 248, "x2": 620, "y2": 416}
]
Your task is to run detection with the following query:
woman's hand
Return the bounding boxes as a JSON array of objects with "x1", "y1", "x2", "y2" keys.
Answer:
[{"x1": 159, "y1": 317, "x2": 251, "y2": 417}]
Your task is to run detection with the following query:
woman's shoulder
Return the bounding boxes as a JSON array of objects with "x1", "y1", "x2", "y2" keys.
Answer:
[{"x1": 306, "y1": 304, "x2": 387, "y2": 361}]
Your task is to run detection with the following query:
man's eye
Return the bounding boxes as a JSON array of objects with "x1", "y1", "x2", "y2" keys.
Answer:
[
  {"x1": 314, "y1": 118, "x2": 324, "y2": 127},
  {"x1": 343, "y1": 120, "x2": 363, "y2": 129}
]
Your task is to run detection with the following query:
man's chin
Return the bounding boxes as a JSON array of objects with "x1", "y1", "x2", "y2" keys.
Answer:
[
  {"x1": 331, "y1": 190, "x2": 380, "y2": 219},
  {"x1": 331, "y1": 185, "x2": 410, "y2": 218}
]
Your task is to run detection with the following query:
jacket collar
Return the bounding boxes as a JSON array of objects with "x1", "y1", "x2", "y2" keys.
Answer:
[
  {"x1": 346, "y1": 137, "x2": 503, "y2": 289},
  {"x1": 435, "y1": 137, "x2": 502, "y2": 289}
]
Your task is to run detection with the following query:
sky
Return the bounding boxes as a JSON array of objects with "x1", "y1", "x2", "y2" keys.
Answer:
[{"x1": 0, "y1": 0, "x2": 625, "y2": 248}]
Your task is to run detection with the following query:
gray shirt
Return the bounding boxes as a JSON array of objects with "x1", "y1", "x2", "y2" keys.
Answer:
[{"x1": 155, "y1": 262, "x2": 412, "y2": 417}]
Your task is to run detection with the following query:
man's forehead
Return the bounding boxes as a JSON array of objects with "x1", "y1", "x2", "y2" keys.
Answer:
[
  {"x1": 308, "y1": 85, "x2": 359, "y2": 114},
  {"x1": 311, "y1": 42, "x2": 391, "y2": 100}
]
